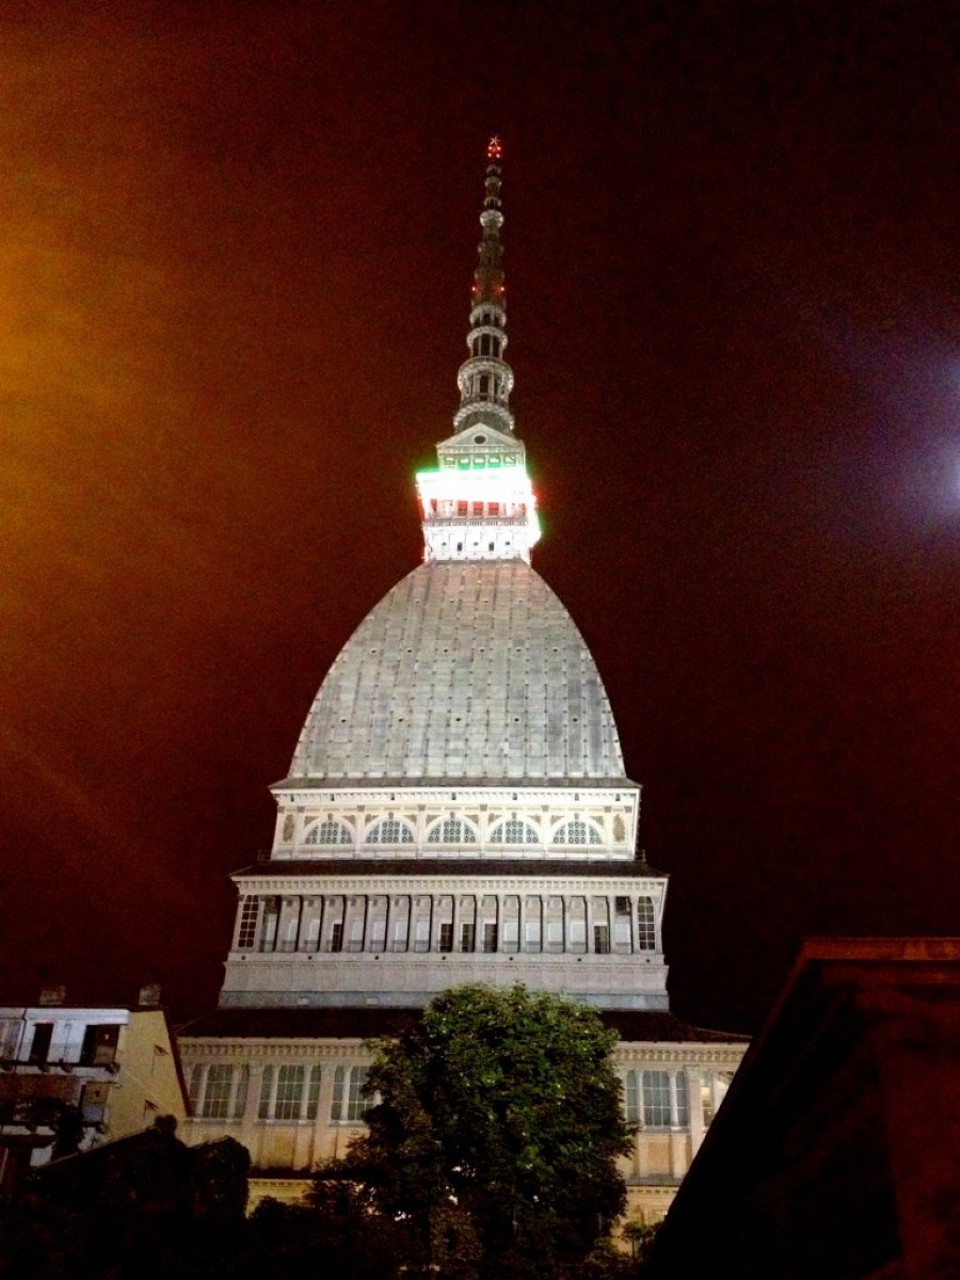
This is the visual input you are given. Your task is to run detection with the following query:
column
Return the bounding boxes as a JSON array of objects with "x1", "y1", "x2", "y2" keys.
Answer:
[
  {"x1": 688, "y1": 1064, "x2": 706, "y2": 1154},
  {"x1": 310, "y1": 1058, "x2": 339, "y2": 1166},
  {"x1": 452, "y1": 893, "x2": 462, "y2": 952},
  {"x1": 241, "y1": 1063, "x2": 264, "y2": 1166}
]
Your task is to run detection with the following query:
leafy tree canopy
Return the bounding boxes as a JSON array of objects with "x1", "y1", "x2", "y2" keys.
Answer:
[{"x1": 344, "y1": 984, "x2": 631, "y2": 1279}]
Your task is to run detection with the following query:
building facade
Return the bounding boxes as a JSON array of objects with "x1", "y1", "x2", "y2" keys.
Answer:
[
  {"x1": 179, "y1": 139, "x2": 745, "y2": 1223},
  {"x1": 0, "y1": 988, "x2": 188, "y2": 1197}
]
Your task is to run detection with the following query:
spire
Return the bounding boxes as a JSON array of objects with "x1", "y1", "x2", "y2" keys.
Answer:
[
  {"x1": 453, "y1": 136, "x2": 515, "y2": 436},
  {"x1": 416, "y1": 138, "x2": 539, "y2": 565}
]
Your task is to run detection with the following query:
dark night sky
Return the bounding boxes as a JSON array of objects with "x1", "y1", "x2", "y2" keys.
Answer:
[{"x1": 1, "y1": 0, "x2": 959, "y2": 1032}]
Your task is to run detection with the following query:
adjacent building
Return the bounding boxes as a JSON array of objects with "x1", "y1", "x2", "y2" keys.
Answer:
[
  {"x1": 0, "y1": 986, "x2": 189, "y2": 1198},
  {"x1": 179, "y1": 139, "x2": 746, "y2": 1223}
]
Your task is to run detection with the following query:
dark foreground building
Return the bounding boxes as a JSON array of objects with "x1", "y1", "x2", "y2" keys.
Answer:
[{"x1": 644, "y1": 937, "x2": 960, "y2": 1280}]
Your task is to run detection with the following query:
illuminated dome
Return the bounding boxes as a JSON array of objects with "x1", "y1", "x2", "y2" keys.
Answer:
[{"x1": 287, "y1": 560, "x2": 626, "y2": 784}]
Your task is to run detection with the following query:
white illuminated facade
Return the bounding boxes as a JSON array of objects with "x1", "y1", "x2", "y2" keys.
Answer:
[{"x1": 179, "y1": 139, "x2": 746, "y2": 1226}]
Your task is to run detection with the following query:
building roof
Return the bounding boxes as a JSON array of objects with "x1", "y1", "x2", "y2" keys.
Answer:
[
  {"x1": 284, "y1": 561, "x2": 628, "y2": 786},
  {"x1": 177, "y1": 1006, "x2": 740, "y2": 1044}
]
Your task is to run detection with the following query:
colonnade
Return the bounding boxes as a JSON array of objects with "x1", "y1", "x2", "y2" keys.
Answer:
[{"x1": 235, "y1": 891, "x2": 659, "y2": 957}]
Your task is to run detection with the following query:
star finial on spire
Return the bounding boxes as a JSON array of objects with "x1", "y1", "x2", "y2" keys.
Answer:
[{"x1": 487, "y1": 136, "x2": 502, "y2": 160}]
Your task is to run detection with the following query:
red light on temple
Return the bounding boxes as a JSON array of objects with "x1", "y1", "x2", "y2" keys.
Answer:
[{"x1": 487, "y1": 136, "x2": 502, "y2": 160}]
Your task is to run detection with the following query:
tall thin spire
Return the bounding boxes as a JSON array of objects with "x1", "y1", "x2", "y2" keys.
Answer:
[
  {"x1": 416, "y1": 138, "x2": 539, "y2": 564},
  {"x1": 453, "y1": 136, "x2": 515, "y2": 436}
]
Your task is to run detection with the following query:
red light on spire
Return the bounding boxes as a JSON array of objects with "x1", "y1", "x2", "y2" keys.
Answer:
[{"x1": 487, "y1": 136, "x2": 502, "y2": 160}]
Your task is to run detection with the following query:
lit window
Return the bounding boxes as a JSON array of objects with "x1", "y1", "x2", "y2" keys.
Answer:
[
  {"x1": 489, "y1": 818, "x2": 538, "y2": 845},
  {"x1": 427, "y1": 818, "x2": 477, "y2": 845},
  {"x1": 367, "y1": 818, "x2": 415, "y2": 845},
  {"x1": 254, "y1": 1064, "x2": 319, "y2": 1122},
  {"x1": 701, "y1": 1070, "x2": 734, "y2": 1126},
  {"x1": 193, "y1": 1064, "x2": 248, "y2": 1120},
  {"x1": 236, "y1": 897, "x2": 260, "y2": 949},
  {"x1": 331, "y1": 1066, "x2": 369, "y2": 1124},
  {"x1": 623, "y1": 1070, "x2": 684, "y2": 1128},
  {"x1": 306, "y1": 1064, "x2": 322, "y2": 1119},
  {"x1": 305, "y1": 820, "x2": 352, "y2": 846},
  {"x1": 637, "y1": 898, "x2": 656, "y2": 950},
  {"x1": 623, "y1": 1071, "x2": 640, "y2": 1124},
  {"x1": 276, "y1": 1065, "x2": 305, "y2": 1120},
  {"x1": 553, "y1": 819, "x2": 602, "y2": 846},
  {"x1": 675, "y1": 1070, "x2": 689, "y2": 1126},
  {"x1": 642, "y1": 1071, "x2": 671, "y2": 1127}
]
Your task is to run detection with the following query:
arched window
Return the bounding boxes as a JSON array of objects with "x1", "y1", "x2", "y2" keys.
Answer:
[
  {"x1": 366, "y1": 818, "x2": 415, "y2": 845},
  {"x1": 552, "y1": 819, "x2": 603, "y2": 846},
  {"x1": 427, "y1": 818, "x2": 478, "y2": 845},
  {"x1": 489, "y1": 818, "x2": 538, "y2": 845},
  {"x1": 304, "y1": 819, "x2": 352, "y2": 846}
]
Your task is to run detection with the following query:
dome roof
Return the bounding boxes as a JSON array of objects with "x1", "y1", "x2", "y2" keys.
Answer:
[{"x1": 287, "y1": 560, "x2": 626, "y2": 784}]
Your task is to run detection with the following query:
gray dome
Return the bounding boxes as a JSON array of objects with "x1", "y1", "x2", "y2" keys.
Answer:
[{"x1": 288, "y1": 561, "x2": 626, "y2": 783}]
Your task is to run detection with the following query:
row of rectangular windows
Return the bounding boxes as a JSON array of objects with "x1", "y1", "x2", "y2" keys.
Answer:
[
  {"x1": 441, "y1": 454, "x2": 520, "y2": 469},
  {"x1": 189, "y1": 1064, "x2": 731, "y2": 1130},
  {"x1": 237, "y1": 894, "x2": 657, "y2": 955},
  {"x1": 425, "y1": 499, "x2": 525, "y2": 519},
  {"x1": 188, "y1": 1064, "x2": 369, "y2": 1124},
  {"x1": 0, "y1": 1020, "x2": 120, "y2": 1067},
  {"x1": 622, "y1": 1070, "x2": 735, "y2": 1129}
]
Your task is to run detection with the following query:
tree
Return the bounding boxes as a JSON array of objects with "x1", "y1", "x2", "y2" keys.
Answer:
[
  {"x1": 243, "y1": 1177, "x2": 402, "y2": 1280},
  {"x1": 345, "y1": 984, "x2": 632, "y2": 1279}
]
